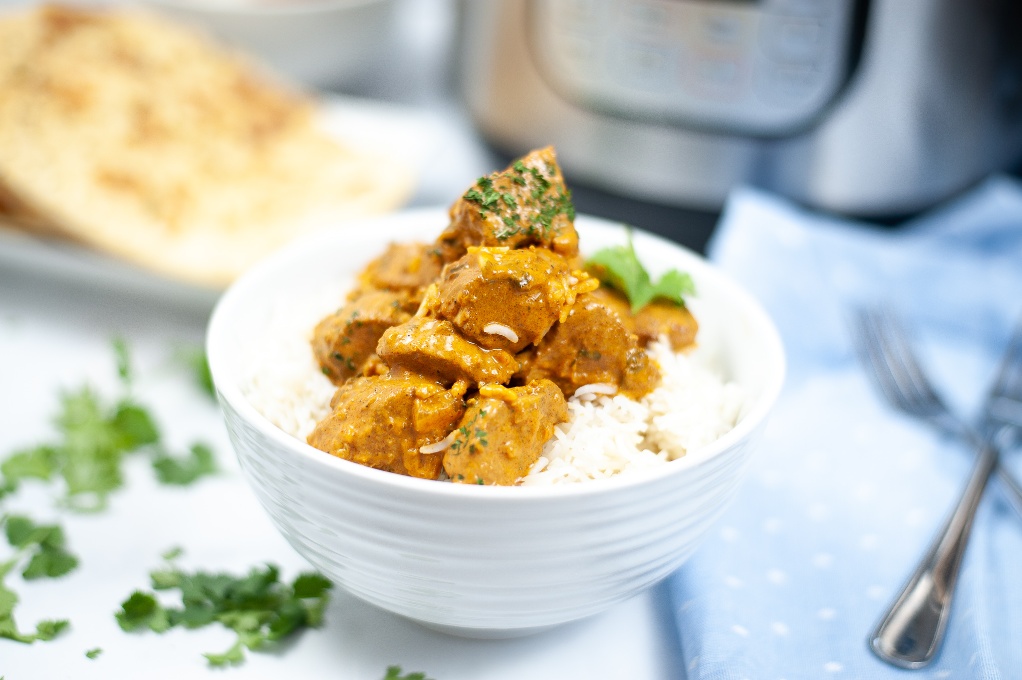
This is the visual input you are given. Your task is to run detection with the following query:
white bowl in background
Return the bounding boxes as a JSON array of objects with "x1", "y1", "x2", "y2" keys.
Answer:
[
  {"x1": 145, "y1": 0, "x2": 396, "y2": 89},
  {"x1": 206, "y1": 208, "x2": 785, "y2": 637}
]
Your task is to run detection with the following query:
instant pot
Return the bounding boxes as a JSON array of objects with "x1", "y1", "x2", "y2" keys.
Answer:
[{"x1": 457, "y1": 0, "x2": 1022, "y2": 217}]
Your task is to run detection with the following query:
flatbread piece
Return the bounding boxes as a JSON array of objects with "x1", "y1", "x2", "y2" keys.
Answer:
[{"x1": 0, "y1": 4, "x2": 413, "y2": 287}]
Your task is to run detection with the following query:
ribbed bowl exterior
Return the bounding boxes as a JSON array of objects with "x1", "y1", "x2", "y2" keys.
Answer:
[
  {"x1": 208, "y1": 210, "x2": 785, "y2": 636},
  {"x1": 222, "y1": 396, "x2": 762, "y2": 634}
]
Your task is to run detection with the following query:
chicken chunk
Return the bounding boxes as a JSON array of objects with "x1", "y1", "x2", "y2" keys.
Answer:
[
  {"x1": 634, "y1": 301, "x2": 698, "y2": 350},
  {"x1": 307, "y1": 375, "x2": 467, "y2": 479},
  {"x1": 443, "y1": 380, "x2": 567, "y2": 485},
  {"x1": 377, "y1": 316, "x2": 518, "y2": 386},
  {"x1": 527, "y1": 292, "x2": 660, "y2": 399},
  {"x1": 429, "y1": 246, "x2": 595, "y2": 353},
  {"x1": 439, "y1": 147, "x2": 579, "y2": 258},
  {"x1": 589, "y1": 286, "x2": 698, "y2": 351},
  {"x1": 312, "y1": 290, "x2": 411, "y2": 385},
  {"x1": 353, "y1": 241, "x2": 449, "y2": 311}
]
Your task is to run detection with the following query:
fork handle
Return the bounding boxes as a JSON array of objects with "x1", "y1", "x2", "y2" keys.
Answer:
[{"x1": 869, "y1": 442, "x2": 998, "y2": 669}]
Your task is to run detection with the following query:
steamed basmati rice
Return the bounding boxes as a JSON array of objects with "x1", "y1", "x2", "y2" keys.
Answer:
[{"x1": 240, "y1": 282, "x2": 745, "y2": 485}]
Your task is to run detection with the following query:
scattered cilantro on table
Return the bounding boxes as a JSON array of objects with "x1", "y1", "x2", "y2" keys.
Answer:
[
  {"x1": 151, "y1": 443, "x2": 217, "y2": 486},
  {"x1": 116, "y1": 551, "x2": 333, "y2": 668},
  {"x1": 0, "y1": 340, "x2": 217, "y2": 511},
  {"x1": 0, "y1": 339, "x2": 219, "y2": 646},
  {"x1": 586, "y1": 231, "x2": 696, "y2": 313},
  {"x1": 1, "y1": 340, "x2": 417, "y2": 677},
  {"x1": 0, "y1": 515, "x2": 76, "y2": 643}
]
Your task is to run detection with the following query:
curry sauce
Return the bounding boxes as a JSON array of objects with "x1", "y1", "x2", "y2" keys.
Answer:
[{"x1": 306, "y1": 147, "x2": 698, "y2": 485}]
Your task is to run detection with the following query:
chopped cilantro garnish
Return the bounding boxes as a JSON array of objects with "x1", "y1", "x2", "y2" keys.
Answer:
[
  {"x1": 85, "y1": 647, "x2": 102, "y2": 659},
  {"x1": 448, "y1": 409, "x2": 488, "y2": 455},
  {"x1": 587, "y1": 232, "x2": 696, "y2": 313},
  {"x1": 331, "y1": 352, "x2": 357, "y2": 372},
  {"x1": 116, "y1": 556, "x2": 333, "y2": 668},
  {"x1": 462, "y1": 160, "x2": 575, "y2": 242}
]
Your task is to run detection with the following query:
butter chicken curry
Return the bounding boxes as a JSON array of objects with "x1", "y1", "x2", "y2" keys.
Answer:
[{"x1": 307, "y1": 147, "x2": 697, "y2": 485}]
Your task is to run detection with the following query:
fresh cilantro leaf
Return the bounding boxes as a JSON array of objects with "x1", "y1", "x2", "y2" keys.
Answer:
[
  {"x1": 0, "y1": 515, "x2": 76, "y2": 644},
  {"x1": 0, "y1": 446, "x2": 57, "y2": 487},
  {"x1": 116, "y1": 591, "x2": 170, "y2": 633},
  {"x1": 0, "y1": 478, "x2": 16, "y2": 501},
  {"x1": 203, "y1": 637, "x2": 248, "y2": 667},
  {"x1": 151, "y1": 443, "x2": 216, "y2": 486},
  {"x1": 292, "y1": 572, "x2": 332, "y2": 599},
  {"x1": 4, "y1": 515, "x2": 47, "y2": 549},
  {"x1": 383, "y1": 666, "x2": 434, "y2": 680},
  {"x1": 646, "y1": 269, "x2": 697, "y2": 308},
  {"x1": 33, "y1": 619, "x2": 69, "y2": 640},
  {"x1": 21, "y1": 546, "x2": 78, "y2": 580},
  {"x1": 0, "y1": 584, "x2": 20, "y2": 624},
  {"x1": 52, "y1": 387, "x2": 134, "y2": 510},
  {"x1": 111, "y1": 402, "x2": 160, "y2": 449},
  {"x1": 150, "y1": 567, "x2": 182, "y2": 591},
  {"x1": 112, "y1": 337, "x2": 132, "y2": 386},
  {"x1": 0, "y1": 580, "x2": 70, "y2": 644},
  {"x1": 160, "y1": 546, "x2": 183, "y2": 561},
  {"x1": 586, "y1": 233, "x2": 696, "y2": 313},
  {"x1": 174, "y1": 346, "x2": 216, "y2": 400},
  {"x1": 3, "y1": 515, "x2": 79, "y2": 581},
  {"x1": 117, "y1": 562, "x2": 333, "y2": 667},
  {"x1": 85, "y1": 647, "x2": 102, "y2": 659}
]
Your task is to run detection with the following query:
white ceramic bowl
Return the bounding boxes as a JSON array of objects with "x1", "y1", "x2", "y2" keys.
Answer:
[
  {"x1": 145, "y1": 0, "x2": 395, "y2": 89},
  {"x1": 207, "y1": 208, "x2": 785, "y2": 637}
]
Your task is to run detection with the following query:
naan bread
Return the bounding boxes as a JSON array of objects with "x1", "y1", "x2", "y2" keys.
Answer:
[{"x1": 0, "y1": 4, "x2": 412, "y2": 287}]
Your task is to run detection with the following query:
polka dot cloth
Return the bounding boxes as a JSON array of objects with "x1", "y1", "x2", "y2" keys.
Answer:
[{"x1": 669, "y1": 181, "x2": 1022, "y2": 679}]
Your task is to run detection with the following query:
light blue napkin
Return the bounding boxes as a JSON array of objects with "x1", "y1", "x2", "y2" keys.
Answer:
[{"x1": 670, "y1": 178, "x2": 1022, "y2": 679}]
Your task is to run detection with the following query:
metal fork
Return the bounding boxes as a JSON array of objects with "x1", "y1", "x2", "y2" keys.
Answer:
[{"x1": 854, "y1": 307, "x2": 1022, "y2": 669}]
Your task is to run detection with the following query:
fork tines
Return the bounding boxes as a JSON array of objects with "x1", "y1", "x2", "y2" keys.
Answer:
[{"x1": 855, "y1": 307, "x2": 945, "y2": 420}]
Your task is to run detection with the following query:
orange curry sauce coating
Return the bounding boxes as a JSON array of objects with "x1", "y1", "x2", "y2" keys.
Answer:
[{"x1": 306, "y1": 147, "x2": 696, "y2": 484}]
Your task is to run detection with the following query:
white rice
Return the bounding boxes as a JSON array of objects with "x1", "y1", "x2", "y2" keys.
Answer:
[
  {"x1": 240, "y1": 284, "x2": 746, "y2": 486},
  {"x1": 238, "y1": 285, "x2": 340, "y2": 439},
  {"x1": 522, "y1": 339, "x2": 745, "y2": 485},
  {"x1": 483, "y1": 322, "x2": 519, "y2": 343}
]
